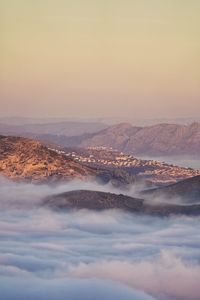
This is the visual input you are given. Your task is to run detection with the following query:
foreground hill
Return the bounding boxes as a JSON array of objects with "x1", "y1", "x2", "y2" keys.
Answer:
[
  {"x1": 43, "y1": 189, "x2": 200, "y2": 216},
  {"x1": 0, "y1": 135, "x2": 135, "y2": 185},
  {"x1": 142, "y1": 175, "x2": 200, "y2": 203},
  {"x1": 80, "y1": 122, "x2": 200, "y2": 156},
  {"x1": 0, "y1": 136, "x2": 97, "y2": 183}
]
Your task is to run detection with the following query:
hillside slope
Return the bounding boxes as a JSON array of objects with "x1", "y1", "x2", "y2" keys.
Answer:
[
  {"x1": 0, "y1": 136, "x2": 135, "y2": 185},
  {"x1": 142, "y1": 175, "x2": 200, "y2": 203},
  {"x1": 0, "y1": 135, "x2": 96, "y2": 183}
]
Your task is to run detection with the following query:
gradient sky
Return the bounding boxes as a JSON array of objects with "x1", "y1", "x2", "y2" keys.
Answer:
[{"x1": 0, "y1": 0, "x2": 200, "y2": 119}]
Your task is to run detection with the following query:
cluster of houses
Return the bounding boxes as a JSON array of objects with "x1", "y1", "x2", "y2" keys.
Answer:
[{"x1": 48, "y1": 146, "x2": 200, "y2": 184}]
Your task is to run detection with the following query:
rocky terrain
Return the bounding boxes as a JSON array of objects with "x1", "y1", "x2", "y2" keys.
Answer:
[
  {"x1": 142, "y1": 175, "x2": 200, "y2": 203},
  {"x1": 43, "y1": 189, "x2": 200, "y2": 216},
  {"x1": 0, "y1": 135, "x2": 135, "y2": 185},
  {"x1": 0, "y1": 135, "x2": 96, "y2": 183}
]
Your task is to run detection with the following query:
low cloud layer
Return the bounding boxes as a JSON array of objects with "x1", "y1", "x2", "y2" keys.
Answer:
[
  {"x1": 0, "y1": 177, "x2": 200, "y2": 300},
  {"x1": 0, "y1": 176, "x2": 136, "y2": 210}
]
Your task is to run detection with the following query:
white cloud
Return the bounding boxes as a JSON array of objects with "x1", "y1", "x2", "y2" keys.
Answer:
[{"x1": 0, "y1": 177, "x2": 200, "y2": 300}]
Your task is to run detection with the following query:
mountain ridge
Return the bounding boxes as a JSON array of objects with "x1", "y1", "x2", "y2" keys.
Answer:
[
  {"x1": 80, "y1": 122, "x2": 200, "y2": 156},
  {"x1": 1, "y1": 122, "x2": 200, "y2": 156}
]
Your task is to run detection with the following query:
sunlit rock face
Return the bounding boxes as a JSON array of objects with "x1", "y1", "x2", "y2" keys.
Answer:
[{"x1": 0, "y1": 135, "x2": 97, "y2": 183}]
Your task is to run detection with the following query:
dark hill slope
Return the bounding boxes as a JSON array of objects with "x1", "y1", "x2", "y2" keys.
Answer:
[
  {"x1": 142, "y1": 175, "x2": 200, "y2": 203},
  {"x1": 43, "y1": 189, "x2": 200, "y2": 216}
]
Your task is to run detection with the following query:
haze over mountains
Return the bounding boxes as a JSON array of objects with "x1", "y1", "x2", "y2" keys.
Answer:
[
  {"x1": 1, "y1": 121, "x2": 200, "y2": 157},
  {"x1": 1, "y1": 0, "x2": 200, "y2": 297},
  {"x1": 0, "y1": 121, "x2": 107, "y2": 136}
]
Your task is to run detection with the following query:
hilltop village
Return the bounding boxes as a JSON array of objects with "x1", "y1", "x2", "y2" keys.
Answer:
[{"x1": 48, "y1": 146, "x2": 200, "y2": 185}]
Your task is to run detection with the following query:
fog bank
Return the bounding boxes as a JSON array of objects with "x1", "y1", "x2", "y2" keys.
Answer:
[{"x1": 0, "y1": 178, "x2": 200, "y2": 300}]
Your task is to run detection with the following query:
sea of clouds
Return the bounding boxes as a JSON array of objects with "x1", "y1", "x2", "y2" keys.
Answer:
[{"x1": 0, "y1": 177, "x2": 200, "y2": 300}]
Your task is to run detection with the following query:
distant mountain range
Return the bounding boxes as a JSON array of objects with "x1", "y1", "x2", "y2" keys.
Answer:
[
  {"x1": 80, "y1": 122, "x2": 200, "y2": 156},
  {"x1": 1, "y1": 121, "x2": 199, "y2": 157}
]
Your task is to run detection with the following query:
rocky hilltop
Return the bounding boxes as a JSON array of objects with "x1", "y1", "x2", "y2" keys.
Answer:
[
  {"x1": 44, "y1": 190, "x2": 144, "y2": 211},
  {"x1": 0, "y1": 135, "x2": 97, "y2": 183},
  {"x1": 0, "y1": 135, "x2": 135, "y2": 185},
  {"x1": 43, "y1": 189, "x2": 200, "y2": 216}
]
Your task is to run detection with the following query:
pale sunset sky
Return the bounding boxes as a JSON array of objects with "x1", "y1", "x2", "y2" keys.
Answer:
[{"x1": 0, "y1": 0, "x2": 200, "y2": 119}]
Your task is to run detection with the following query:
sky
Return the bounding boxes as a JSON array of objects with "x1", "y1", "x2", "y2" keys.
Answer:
[{"x1": 0, "y1": 0, "x2": 200, "y2": 120}]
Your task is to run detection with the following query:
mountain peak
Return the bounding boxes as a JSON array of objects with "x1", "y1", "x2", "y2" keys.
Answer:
[{"x1": 80, "y1": 122, "x2": 200, "y2": 156}]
